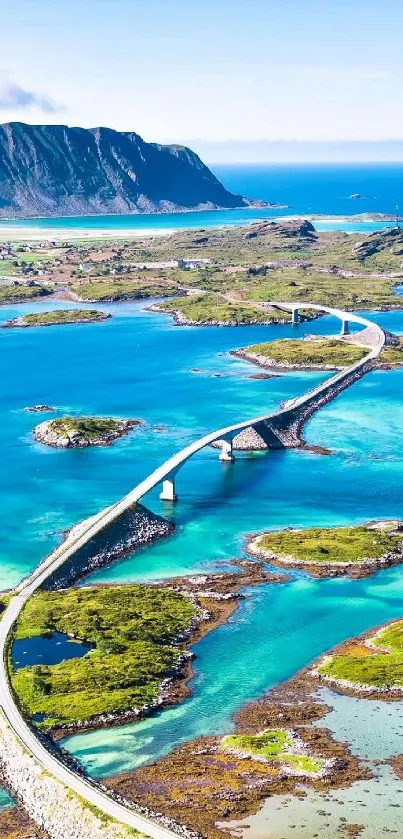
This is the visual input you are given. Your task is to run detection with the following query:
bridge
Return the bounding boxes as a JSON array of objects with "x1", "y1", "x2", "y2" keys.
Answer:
[{"x1": 0, "y1": 303, "x2": 388, "y2": 839}]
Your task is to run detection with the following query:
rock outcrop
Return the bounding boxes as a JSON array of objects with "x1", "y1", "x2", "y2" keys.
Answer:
[{"x1": 44, "y1": 503, "x2": 175, "y2": 589}]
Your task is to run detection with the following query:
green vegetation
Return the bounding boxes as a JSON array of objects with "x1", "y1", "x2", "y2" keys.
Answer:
[
  {"x1": 157, "y1": 293, "x2": 290, "y2": 325},
  {"x1": 240, "y1": 270, "x2": 399, "y2": 310},
  {"x1": 72, "y1": 280, "x2": 176, "y2": 302},
  {"x1": 221, "y1": 729, "x2": 325, "y2": 774},
  {"x1": 37, "y1": 416, "x2": 138, "y2": 444},
  {"x1": 12, "y1": 585, "x2": 196, "y2": 728},
  {"x1": 12, "y1": 309, "x2": 109, "y2": 326},
  {"x1": 380, "y1": 336, "x2": 403, "y2": 364},
  {"x1": 107, "y1": 221, "x2": 403, "y2": 275},
  {"x1": 242, "y1": 337, "x2": 367, "y2": 367},
  {"x1": 0, "y1": 284, "x2": 52, "y2": 304},
  {"x1": 319, "y1": 620, "x2": 403, "y2": 689},
  {"x1": 0, "y1": 596, "x2": 10, "y2": 617},
  {"x1": 254, "y1": 524, "x2": 402, "y2": 565}
]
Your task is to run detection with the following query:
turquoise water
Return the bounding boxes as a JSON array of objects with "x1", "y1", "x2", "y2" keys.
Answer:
[
  {"x1": 1, "y1": 164, "x2": 403, "y2": 233},
  {"x1": 0, "y1": 786, "x2": 14, "y2": 811},
  {"x1": 3, "y1": 299, "x2": 403, "y2": 785}
]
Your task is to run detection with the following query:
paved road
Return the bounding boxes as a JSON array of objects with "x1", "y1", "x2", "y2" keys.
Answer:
[{"x1": 0, "y1": 302, "x2": 386, "y2": 838}]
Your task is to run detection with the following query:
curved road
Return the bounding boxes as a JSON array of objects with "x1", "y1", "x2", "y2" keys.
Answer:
[{"x1": 0, "y1": 302, "x2": 386, "y2": 838}]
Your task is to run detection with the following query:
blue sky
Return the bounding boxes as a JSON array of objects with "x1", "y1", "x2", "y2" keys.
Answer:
[{"x1": 1, "y1": 0, "x2": 403, "y2": 160}]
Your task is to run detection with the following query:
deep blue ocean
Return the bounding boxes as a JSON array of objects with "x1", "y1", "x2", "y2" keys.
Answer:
[{"x1": 1, "y1": 163, "x2": 403, "y2": 233}]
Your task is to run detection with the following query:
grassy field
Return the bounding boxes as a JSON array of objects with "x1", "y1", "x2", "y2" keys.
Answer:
[
  {"x1": 318, "y1": 620, "x2": 403, "y2": 688},
  {"x1": 13, "y1": 309, "x2": 108, "y2": 326},
  {"x1": 72, "y1": 280, "x2": 177, "y2": 302},
  {"x1": 221, "y1": 729, "x2": 325, "y2": 774},
  {"x1": 4, "y1": 221, "x2": 403, "y2": 317},
  {"x1": 0, "y1": 284, "x2": 53, "y2": 304},
  {"x1": 157, "y1": 293, "x2": 292, "y2": 325},
  {"x1": 106, "y1": 222, "x2": 403, "y2": 274},
  {"x1": 253, "y1": 525, "x2": 402, "y2": 565},
  {"x1": 241, "y1": 337, "x2": 367, "y2": 367},
  {"x1": 11, "y1": 586, "x2": 196, "y2": 728}
]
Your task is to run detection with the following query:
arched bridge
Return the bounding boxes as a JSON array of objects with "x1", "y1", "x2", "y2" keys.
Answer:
[{"x1": 0, "y1": 302, "x2": 390, "y2": 839}]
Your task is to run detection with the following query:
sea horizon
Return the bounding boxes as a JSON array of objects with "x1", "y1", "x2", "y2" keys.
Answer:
[{"x1": 0, "y1": 162, "x2": 402, "y2": 238}]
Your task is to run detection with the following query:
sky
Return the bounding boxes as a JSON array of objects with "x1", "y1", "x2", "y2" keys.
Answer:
[{"x1": 1, "y1": 0, "x2": 403, "y2": 161}]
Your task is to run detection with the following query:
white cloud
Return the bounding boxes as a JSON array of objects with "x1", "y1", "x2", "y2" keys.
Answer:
[{"x1": 0, "y1": 79, "x2": 65, "y2": 113}]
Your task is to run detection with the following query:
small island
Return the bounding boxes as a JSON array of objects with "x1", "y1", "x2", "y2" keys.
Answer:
[
  {"x1": 235, "y1": 336, "x2": 368, "y2": 370},
  {"x1": 235, "y1": 334, "x2": 403, "y2": 373},
  {"x1": 247, "y1": 520, "x2": 403, "y2": 578},
  {"x1": 220, "y1": 728, "x2": 326, "y2": 776},
  {"x1": 33, "y1": 416, "x2": 141, "y2": 448},
  {"x1": 3, "y1": 309, "x2": 111, "y2": 329},
  {"x1": 23, "y1": 404, "x2": 54, "y2": 414}
]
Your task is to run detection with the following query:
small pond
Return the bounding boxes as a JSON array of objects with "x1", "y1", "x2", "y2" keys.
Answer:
[{"x1": 12, "y1": 631, "x2": 92, "y2": 670}]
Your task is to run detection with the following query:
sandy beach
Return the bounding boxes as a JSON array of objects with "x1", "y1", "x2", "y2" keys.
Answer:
[{"x1": 0, "y1": 226, "x2": 175, "y2": 242}]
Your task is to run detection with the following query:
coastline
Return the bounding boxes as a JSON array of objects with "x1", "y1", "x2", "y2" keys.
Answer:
[
  {"x1": 0, "y1": 210, "x2": 398, "y2": 242},
  {"x1": 246, "y1": 520, "x2": 403, "y2": 579},
  {"x1": 106, "y1": 639, "x2": 370, "y2": 839},
  {"x1": 43, "y1": 560, "x2": 286, "y2": 740}
]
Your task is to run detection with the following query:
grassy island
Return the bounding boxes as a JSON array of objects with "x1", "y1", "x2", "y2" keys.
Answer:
[
  {"x1": 221, "y1": 729, "x2": 325, "y2": 774},
  {"x1": 71, "y1": 280, "x2": 177, "y2": 302},
  {"x1": 317, "y1": 620, "x2": 403, "y2": 692},
  {"x1": 33, "y1": 415, "x2": 141, "y2": 447},
  {"x1": 11, "y1": 585, "x2": 196, "y2": 729},
  {"x1": 3, "y1": 309, "x2": 110, "y2": 328},
  {"x1": 248, "y1": 521, "x2": 403, "y2": 577},
  {"x1": 237, "y1": 337, "x2": 368, "y2": 369},
  {"x1": 156, "y1": 293, "x2": 291, "y2": 325}
]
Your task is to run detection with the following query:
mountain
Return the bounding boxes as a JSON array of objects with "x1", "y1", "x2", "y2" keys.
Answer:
[{"x1": 0, "y1": 122, "x2": 254, "y2": 219}]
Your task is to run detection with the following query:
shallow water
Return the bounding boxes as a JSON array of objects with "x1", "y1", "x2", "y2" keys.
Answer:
[
  {"x1": 3, "y1": 300, "x2": 403, "y2": 793},
  {"x1": 224, "y1": 764, "x2": 403, "y2": 839},
  {"x1": 0, "y1": 786, "x2": 14, "y2": 811},
  {"x1": 224, "y1": 689, "x2": 403, "y2": 839}
]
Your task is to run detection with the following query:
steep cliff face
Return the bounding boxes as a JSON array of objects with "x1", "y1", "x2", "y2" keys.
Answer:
[{"x1": 0, "y1": 122, "x2": 250, "y2": 218}]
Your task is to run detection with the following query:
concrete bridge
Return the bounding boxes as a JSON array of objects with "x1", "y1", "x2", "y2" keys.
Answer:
[{"x1": 0, "y1": 303, "x2": 389, "y2": 839}]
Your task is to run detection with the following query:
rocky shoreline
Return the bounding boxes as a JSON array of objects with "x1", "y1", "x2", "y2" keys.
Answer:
[
  {"x1": 0, "y1": 783, "x2": 50, "y2": 839},
  {"x1": 232, "y1": 347, "x2": 345, "y2": 371},
  {"x1": 311, "y1": 618, "x2": 403, "y2": 701},
  {"x1": 233, "y1": 345, "x2": 403, "y2": 374},
  {"x1": 48, "y1": 560, "x2": 286, "y2": 740},
  {"x1": 106, "y1": 649, "x2": 370, "y2": 839},
  {"x1": 246, "y1": 520, "x2": 403, "y2": 579},
  {"x1": 44, "y1": 503, "x2": 175, "y2": 589}
]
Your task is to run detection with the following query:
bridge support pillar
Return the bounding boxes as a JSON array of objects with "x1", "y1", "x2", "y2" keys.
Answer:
[
  {"x1": 340, "y1": 319, "x2": 350, "y2": 336},
  {"x1": 219, "y1": 439, "x2": 235, "y2": 462},
  {"x1": 292, "y1": 308, "x2": 299, "y2": 325},
  {"x1": 160, "y1": 478, "x2": 177, "y2": 502}
]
